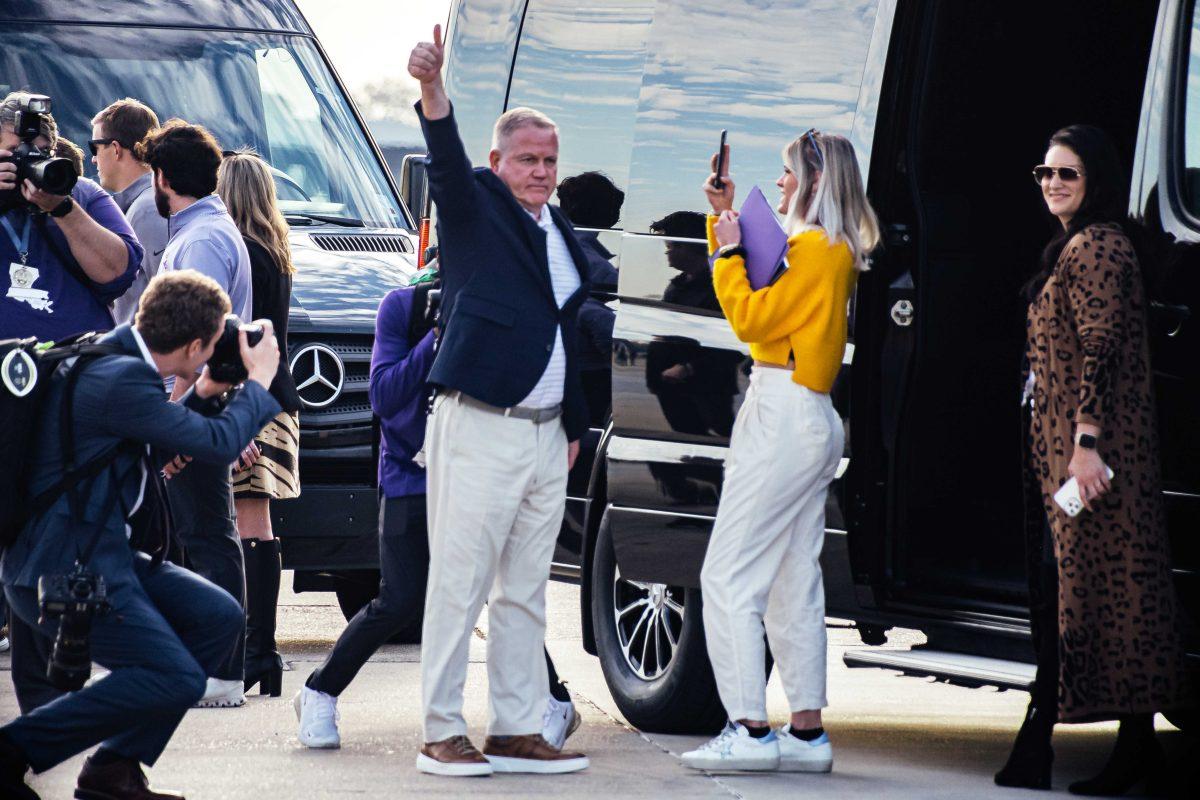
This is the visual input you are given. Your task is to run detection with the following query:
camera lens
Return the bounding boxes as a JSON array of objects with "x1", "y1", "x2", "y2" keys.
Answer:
[{"x1": 30, "y1": 157, "x2": 78, "y2": 196}]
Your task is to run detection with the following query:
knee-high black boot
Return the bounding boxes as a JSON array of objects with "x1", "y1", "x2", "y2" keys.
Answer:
[
  {"x1": 1068, "y1": 714, "x2": 1165, "y2": 797},
  {"x1": 242, "y1": 538, "x2": 284, "y2": 697},
  {"x1": 996, "y1": 561, "x2": 1058, "y2": 790}
]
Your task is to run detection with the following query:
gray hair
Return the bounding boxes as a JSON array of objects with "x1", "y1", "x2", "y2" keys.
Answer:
[
  {"x1": 491, "y1": 106, "x2": 558, "y2": 152},
  {"x1": 0, "y1": 91, "x2": 58, "y2": 149}
]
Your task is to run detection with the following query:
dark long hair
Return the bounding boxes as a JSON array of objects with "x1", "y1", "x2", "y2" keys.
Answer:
[{"x1": 1023, "y1": 125, "x2": 1129, "y2": 301}]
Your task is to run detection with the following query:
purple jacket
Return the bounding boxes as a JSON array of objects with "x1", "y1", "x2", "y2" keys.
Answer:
[{"x1": 371, "y1": 286, "x2": 436, "y2": 498}]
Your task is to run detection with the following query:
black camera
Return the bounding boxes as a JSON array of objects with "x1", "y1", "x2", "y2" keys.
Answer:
[
  {"x1": 207, "y1": 315, "x2": 264, "y2": 384},
  {"x1": 37, "y1": 562, "x2": 110, "y2": 692},
  {"x1": 0, "y1": 95, "x2": 77, "y2": 209}
]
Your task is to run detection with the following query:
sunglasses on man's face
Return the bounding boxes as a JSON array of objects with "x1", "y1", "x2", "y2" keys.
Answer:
[
  {"x1": 1032, "y1": 165, "x2": 1084, "y2": 184},
  {"x1": 87, "y1": 138, "x2": 116, "y2": 156}
]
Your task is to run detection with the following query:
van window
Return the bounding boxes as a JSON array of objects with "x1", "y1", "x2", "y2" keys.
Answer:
[
  {"x1": 506, "y1": 0, "x2": 654, "y2": 230},
  {"x1": 0, "y1": 24, "x2": 404, "y2": 227},
  {"x1": 621, "y1": 0, "x2": 882, "y2": 235},
  {"x1": 1182, "y1": 0, "x2": 1200, "y2": 215}
]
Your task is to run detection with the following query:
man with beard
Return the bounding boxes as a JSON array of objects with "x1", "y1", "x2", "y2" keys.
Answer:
[{"x1": 138, "y1": 119, "x2": 254, "y2": 709}]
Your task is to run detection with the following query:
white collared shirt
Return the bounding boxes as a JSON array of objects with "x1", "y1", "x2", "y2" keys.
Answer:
[
  {"x1": 125, "y1": 326, "x2": 157, "y2": 539},
  {"x1": 519, "y1": 204, "x2": 581, "y2": 409}
]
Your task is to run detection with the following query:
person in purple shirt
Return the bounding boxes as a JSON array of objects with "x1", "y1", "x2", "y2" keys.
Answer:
[
  {"x1": 0, "y1": 92, "x2": 141, "y2": 342},
  {"x1": 295, "y1": 277, "x2": 580, "y2": 751}
]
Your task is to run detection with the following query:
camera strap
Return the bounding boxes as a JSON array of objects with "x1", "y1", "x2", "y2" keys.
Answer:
[{"x1": 1, "y1": 212, "x2": 31, "y2": 262}]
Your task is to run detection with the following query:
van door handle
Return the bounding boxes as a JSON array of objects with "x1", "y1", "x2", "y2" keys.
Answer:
[
  {"x1": 1151, "y1": 301, "x2": 1190, "y2": 337},
  {"x1": 890, "y1": 299, "x2": 914, "y2": 327}
]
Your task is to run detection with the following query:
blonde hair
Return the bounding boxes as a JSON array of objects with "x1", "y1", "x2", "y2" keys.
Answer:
[
  {"x1": 217, "y1": 149, "x2": 294, "y2": 275},
  {"x1": 782, "y1": 132, "x2": 880, "y2": 270},
  {"x1": 491, "y1": 107, "x2": 558, "y2": 152}
]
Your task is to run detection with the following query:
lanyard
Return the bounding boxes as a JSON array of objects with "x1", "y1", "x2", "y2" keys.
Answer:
[{"x1": 1, "y1": 212, "x2": 32, "y2": 264}]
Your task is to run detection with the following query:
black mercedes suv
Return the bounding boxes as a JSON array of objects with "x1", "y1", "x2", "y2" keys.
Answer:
[
  {"x1": 442, "y1": 0, "x2": 1200, "y2": 733},
  {"x1": 0, "y1": 0, "x2": 421, "y2": 612}
]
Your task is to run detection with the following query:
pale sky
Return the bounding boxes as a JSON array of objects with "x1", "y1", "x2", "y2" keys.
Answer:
[{"x1": 296, "y1": 0, "x2": 451, "y2": 144}]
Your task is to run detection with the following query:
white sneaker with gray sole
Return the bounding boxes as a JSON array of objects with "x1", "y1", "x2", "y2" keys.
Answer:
[
  {"x1": 681, "y1": 722, "x2": 780, "y2": 771},
  {"x1": 194, "y1": 677, "x2": 245, "y2": 708},
  {"x1": 294, "y1": 686, "x2": 341, "y2": 749},
  {"x1": 777, "y1": 725, "x2": 833, "y2": 772}
]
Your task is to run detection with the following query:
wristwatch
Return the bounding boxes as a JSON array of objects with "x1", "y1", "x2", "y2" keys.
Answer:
[
  {"x1": 49, "y1": 196, "x2": 74, "y2": 218},
  {"x1": 717, "y1": 243, "x2": 746, "y2": 260},
  {"x1": 1076, "y1": 432, "x2": 1098, "y2": 450}
]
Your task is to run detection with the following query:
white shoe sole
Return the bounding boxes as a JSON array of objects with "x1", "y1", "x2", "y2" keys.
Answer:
[
  {"x1": 485, "y1": 754, "x2": 590, "y2": 774},
  {"x1": 681, "y1": 755, "x2": 780, "y2": 772},
  {"x1": 416, "y1": 753, "x2": 494, "y2": 776},
  {"x1": 194, "y1": 696, "x2": 245, "y2": 708},
  {"x1": 292, "y1": 692, "x2": 340, "y2": 749}
]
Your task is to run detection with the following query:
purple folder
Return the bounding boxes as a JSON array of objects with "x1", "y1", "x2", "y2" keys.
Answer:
[{"x1": 737, "y1": 186, "x2": 789, "y2": 290}]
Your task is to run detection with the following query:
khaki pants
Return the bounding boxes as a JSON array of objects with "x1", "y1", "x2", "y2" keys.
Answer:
[
  {"x1": 420, "y1": 391, "x2": 567, "y2": 742},
  {"x1": 700, "y1": 367, "x2": 843, "y2": 721}
]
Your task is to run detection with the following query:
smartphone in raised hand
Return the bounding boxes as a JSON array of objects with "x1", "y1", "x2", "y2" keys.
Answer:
[{"x1": 712, "y1": 130, "x2": 728, "y2": 190}]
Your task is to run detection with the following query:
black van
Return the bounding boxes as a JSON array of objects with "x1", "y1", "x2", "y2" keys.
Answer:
[
  {"x1": 442, "y1": 0, "x2": 1200, "y2": 733},
  {"x1": 0, "y1": 0, "x2": 425, "y2": 613}
]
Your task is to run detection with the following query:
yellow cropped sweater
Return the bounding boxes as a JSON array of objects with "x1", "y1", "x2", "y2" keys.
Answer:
[{"x1": 707, "y1": 215, "x2": 857, "y2": 393}]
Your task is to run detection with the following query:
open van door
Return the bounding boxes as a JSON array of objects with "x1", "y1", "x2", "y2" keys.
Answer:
[{"x1": 848, "y1": 0, "x2": 1161, "y2": 650}]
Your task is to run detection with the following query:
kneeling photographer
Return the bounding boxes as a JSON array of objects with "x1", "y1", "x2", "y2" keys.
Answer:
[
  {"x1": 0, "y1": 271, "x2": 282, "y2": 800},
  {"x1": 0, "y1": 91, "x2": 142, "y2": 341}
]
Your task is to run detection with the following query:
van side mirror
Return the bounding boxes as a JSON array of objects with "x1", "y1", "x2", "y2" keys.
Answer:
[{"x1": 400, "y1": 154, "x2": 431, "y2": 222}]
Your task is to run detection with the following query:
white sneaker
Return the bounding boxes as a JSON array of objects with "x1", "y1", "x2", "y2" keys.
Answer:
[
  {"x1": 777, "y1": 725, "x2": 833, "y2": 772},
  {"x1": 681, "y1": 722, "x2": 780, "y2": 771},
  {"x1": 294, "y1": 687, "x2": 341, "y2": 749},
  {"x1": 541, "y1": 696, "x2": 580, "y2": 750},
  {"x1": 194, "y1": 677, "x2": 245, "y2": 708},
  {"x1": 0, "y1": 635, "x2": 9, "y2": 653}
]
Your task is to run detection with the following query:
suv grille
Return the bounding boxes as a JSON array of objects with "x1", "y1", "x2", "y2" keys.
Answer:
[
  {"x1": 311, "y1": 234, "x2": 413, "y2": 254},
  {"x1": 289, "y1": 333, "x2": 376, "y2": 486}
]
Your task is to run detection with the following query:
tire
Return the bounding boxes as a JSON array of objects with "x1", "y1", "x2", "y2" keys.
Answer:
[
  {"x1": 591, "y1": 508, "x2": 726, "y2": 734},
  {"x1": 333, "y1": 572, "x2": 422, "y2": 644}
]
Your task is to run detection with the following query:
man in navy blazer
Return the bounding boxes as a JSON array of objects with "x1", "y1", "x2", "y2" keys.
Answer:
[
  {"x1": 408, "y1": 27, "x2": 591, "y2": 777},
  {"x1": 0, "y1": 271, "x2": 281, "y2": 800}
]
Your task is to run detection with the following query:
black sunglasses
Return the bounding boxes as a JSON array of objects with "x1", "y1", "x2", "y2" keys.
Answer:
[
  {"x1": 87, "y1": 138, "x2": 116, "y2": 156},
  {"x1": 1032, "y1": 165, "x2": 1084, "y2": 184}
]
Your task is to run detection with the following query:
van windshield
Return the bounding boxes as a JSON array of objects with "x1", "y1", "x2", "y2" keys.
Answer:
[{"x1": 0, "y1": 25, "x2": 405, "y2": 228}]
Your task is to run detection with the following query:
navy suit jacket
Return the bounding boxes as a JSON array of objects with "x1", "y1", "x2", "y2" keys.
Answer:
[
  {"x1": 417, "y1": 102, "x2": 591, "y2": 441},
  {"x1": 0, "y1": 324, "x2": 280, "y2": 590}
]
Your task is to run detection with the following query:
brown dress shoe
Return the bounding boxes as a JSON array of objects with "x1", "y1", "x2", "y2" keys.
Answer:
[
  {"x1": 482, "y1": 734, "x2": 590, "y2": 774},
  {"x1": 75, "y1": 755, "x2": 184, "y2": 800},
  {"x1": 416, "y1": 735, "x2": 493, "y2": 777}
]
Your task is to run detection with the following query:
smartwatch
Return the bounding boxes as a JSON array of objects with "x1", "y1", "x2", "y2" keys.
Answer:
[
  {"x1": 1076, "y1": 432, "x2": 1098, "y2": 450},
  {"x1": 49, "y1": 196, "x2": 74, "y2": 218}
]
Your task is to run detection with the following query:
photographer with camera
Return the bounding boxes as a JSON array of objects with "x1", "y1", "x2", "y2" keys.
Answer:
[
  {"x1": 0, "y1": 92, "x2": 142, "y2": 342},
  {"x1": 0, "y1": 271, "x2": 282, "y2": 800},
  {"x1": 139, "y1": 120, "x2": 255, "y2": 708}
]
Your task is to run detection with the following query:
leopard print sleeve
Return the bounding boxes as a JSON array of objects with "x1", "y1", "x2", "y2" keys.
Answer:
[{"x1": 1062, "y1": 225, "x2": 1134, "y2": 429}]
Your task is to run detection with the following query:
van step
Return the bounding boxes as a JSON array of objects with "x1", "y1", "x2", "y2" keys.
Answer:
[{"x1": 843, "y1": 648, "x2": 1036, "y2": 691}]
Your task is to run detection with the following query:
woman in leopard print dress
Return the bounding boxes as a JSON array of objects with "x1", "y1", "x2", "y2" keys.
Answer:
[{"x1": 995, "y1": 125, "x2": 1191, "y2": 796}]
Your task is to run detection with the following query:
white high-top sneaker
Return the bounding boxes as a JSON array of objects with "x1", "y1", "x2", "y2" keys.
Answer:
[
  {"x1": 541, "y1": 695, "x2": 580, "y2": 750},
  {"x1": 294, "y1": 686, "x2": 341, "y2": 749},
  {"x1": 777, "y1": 724, "x2": 833, "y2": 772},
  {"x1": 681, "y1": 722, "x2": 780, "y2": 771},
  {"x1": 194, "y1": 677, "x2": 245, "y2": 708}
]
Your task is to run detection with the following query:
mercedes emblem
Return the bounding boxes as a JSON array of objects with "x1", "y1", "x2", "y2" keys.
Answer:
[{"x1": 289, "y1": 344, "x2": 345, "y2": 409}]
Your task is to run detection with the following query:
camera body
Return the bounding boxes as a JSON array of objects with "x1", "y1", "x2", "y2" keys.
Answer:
[
  {"x1": 207, "y1": 315, "x2": 264, "y2": 384},
  {"x1": 0, "y1": 95, "x2": 78, "y2": 209},
  {"x1": 37, "y1": 562, "x2": 110, "y2": 692}
]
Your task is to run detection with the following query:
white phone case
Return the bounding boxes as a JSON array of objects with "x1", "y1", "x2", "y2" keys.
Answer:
[{"x1": 1053, "y1": 465, "x2": 1115, "y2": 517}]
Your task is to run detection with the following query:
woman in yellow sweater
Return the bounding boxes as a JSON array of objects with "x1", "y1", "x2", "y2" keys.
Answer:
[{"x1": 682, "y1": 131, "x2": 878, "y2": 773}]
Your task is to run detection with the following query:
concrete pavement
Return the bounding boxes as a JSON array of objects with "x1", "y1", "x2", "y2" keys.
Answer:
[{"x1": 2, "y1": 577, "x2": 1193, "y2": 798}]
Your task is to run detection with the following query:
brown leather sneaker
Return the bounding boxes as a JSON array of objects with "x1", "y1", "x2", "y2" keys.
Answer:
[
  {"x1": 416, "y1": 735, "x2": 493, "y2": 777},
  {"x1": 75, "y1": 754, "x2": 184, "y2": 800},
  {"x1": 483, "y1": 734, "x2": 590, "y2": 774}
]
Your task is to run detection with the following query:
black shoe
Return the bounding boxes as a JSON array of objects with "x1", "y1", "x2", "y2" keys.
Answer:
[
  {"x1": 242, "y1": 538, "x2": 284, "y2": 697},
  {"x1": 0, "y1": 730, "x2": 41, "y2": 800},
  {"x1": 1068, "y1": 716, "x2": 1165, "y2": 797},
  {"x1": 995, "y1": 703, "x2": 1054, "y2": 790}
]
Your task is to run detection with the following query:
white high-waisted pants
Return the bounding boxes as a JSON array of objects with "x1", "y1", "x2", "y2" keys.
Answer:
[
  {"x1": 700, "y1": 366, "x2": 843, "y2": 721},
  {"x1": 420, "y1": 391, "x2": 567, "y2": 742}
]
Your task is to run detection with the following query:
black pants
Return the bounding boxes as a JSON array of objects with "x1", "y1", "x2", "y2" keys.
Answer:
[
  {"x1": 166, "y1": 458, "x2": 245, "y2": 681},
  {"x1": 1029, "y1": 522, "x2": 1060, "y2": 712},
  {"x1": 308, "y1": 494, "x2": 569, "y2": 702}
]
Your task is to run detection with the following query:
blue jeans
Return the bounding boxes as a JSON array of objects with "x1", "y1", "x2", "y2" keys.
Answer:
[{"x1": 0, "y1": 553, "x2": 242, "y2": 771}]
